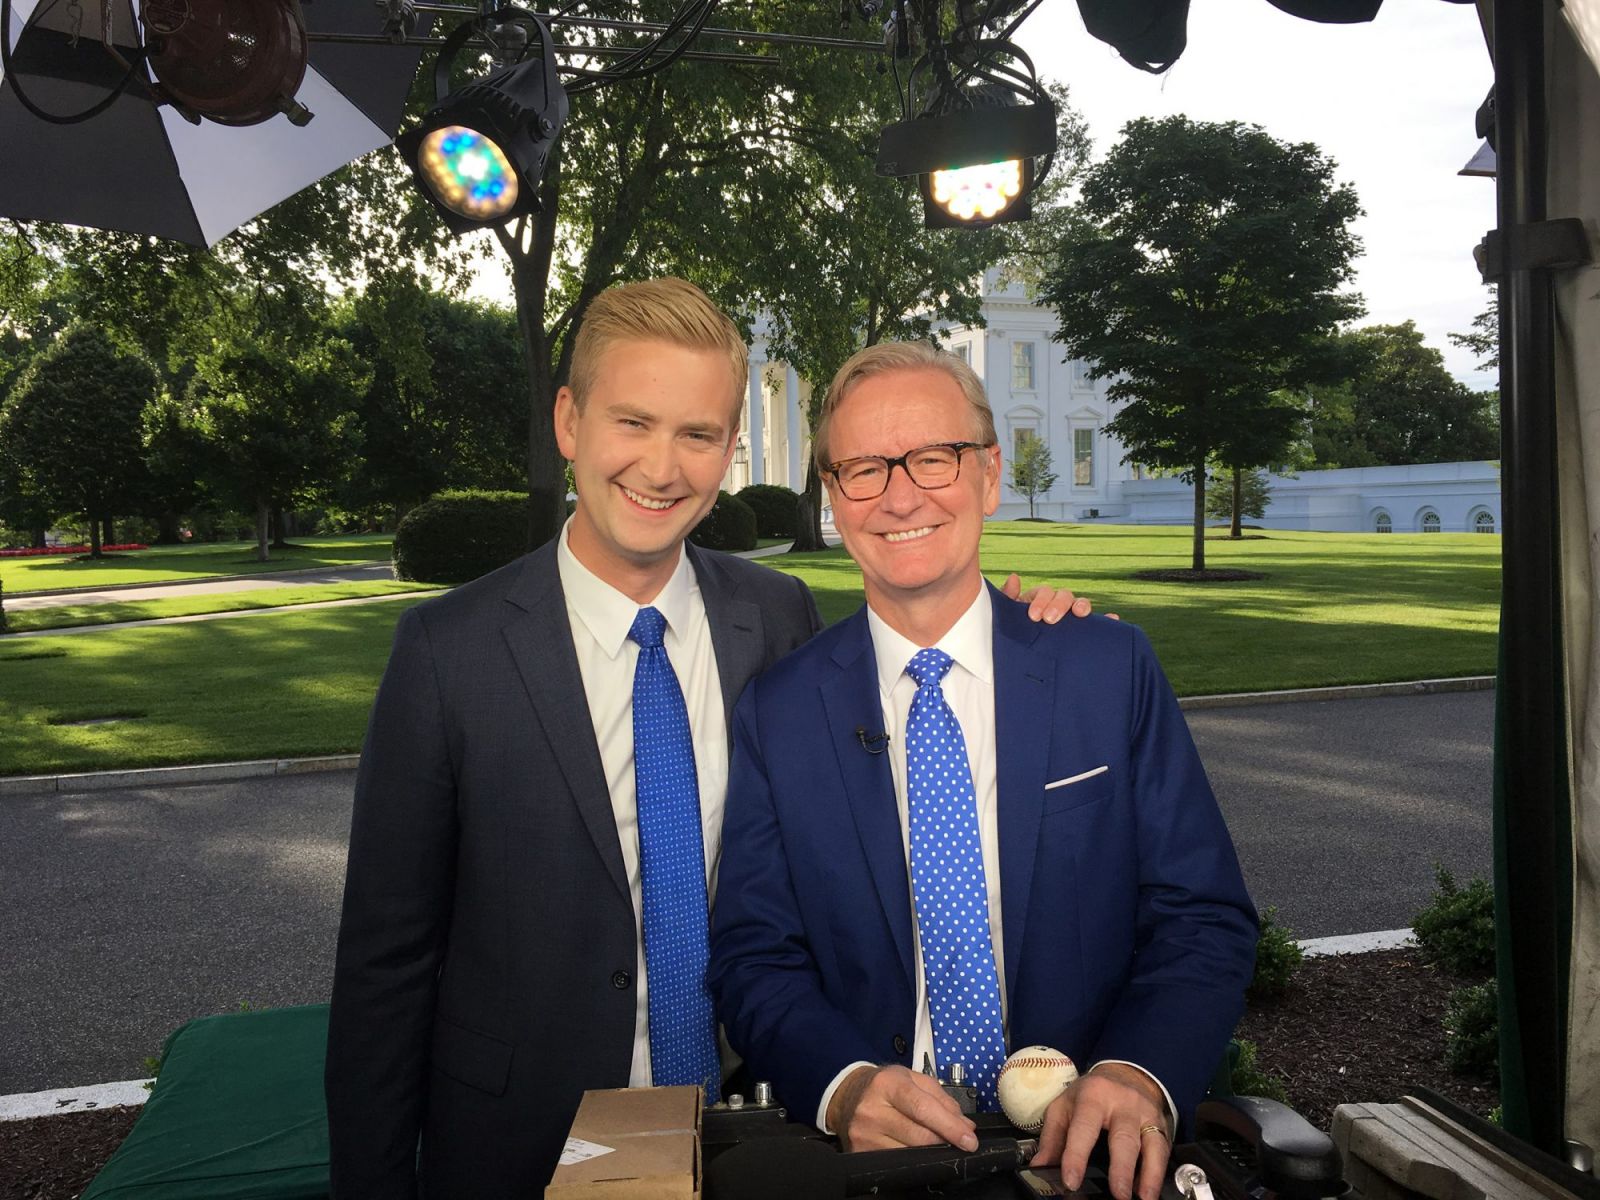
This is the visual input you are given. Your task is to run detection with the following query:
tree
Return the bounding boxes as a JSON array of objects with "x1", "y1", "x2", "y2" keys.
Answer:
[
  {"x1": 1011, "y1": 432, "x2": 1059, "y2": 518},
  {"x1": 1205, "y1": 467, "x2": 1271, "y2": 531},
  {"x1": 339, "y1": 277, "x2": 528, "y2": 520},
  {"x1": 188, "y1": 332, "x2": 366, "y2": 561},
  {"x1": 1040, "y1": 116, "x2": 1363, "y2": 571},
  {"x1": 0, "y1": 325, "x2": 156, "y2": 555},
  {"x1": 1449, "y1": 289, "x2": 1499, "y2": 374},
  {"x1": 1311, "y1": 322, "x2": 1499, "y2": 466}
]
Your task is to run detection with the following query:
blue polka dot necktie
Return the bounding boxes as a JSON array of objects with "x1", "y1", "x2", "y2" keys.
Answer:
[
  {"x1": 905, "y1": 647, "x2": 1007, "y2": 1110},
  {"x1": 629, "y1": 606, "x2": 720, "y2": 1103}
]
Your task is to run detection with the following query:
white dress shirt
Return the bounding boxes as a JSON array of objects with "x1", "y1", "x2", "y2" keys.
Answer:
[
  {"x1": 556, "y1": 519, "x2": 728, "y2": 1088},
  {"x1": 817, "y1": 586, "x2": 1173, "y2": 1132}
]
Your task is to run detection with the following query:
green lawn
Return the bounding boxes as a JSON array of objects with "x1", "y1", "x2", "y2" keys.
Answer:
[
  {"x1": 0, "y1": 524, "x2": 1500, "y2": 777},
  {"x1": 0, "y1": 535, "x2": 394, "y2": 594},
  {"x1": 770, "y1": 524, "x2": 1501, "y2": 697},
  {"x1": 1, "y1": 601, "x2": 424, "y2": 776},
  {"x1": 6, "y1": 580, "x2": 443, "y2": 633}
]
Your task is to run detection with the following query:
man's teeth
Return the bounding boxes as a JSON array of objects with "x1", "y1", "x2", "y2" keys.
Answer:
[
  {"x1": 883, "y1": 526, "x2": 935, "y2": 543},
  {"x1": 623, "y1": 487, "x2": 677, "y2": 510}
]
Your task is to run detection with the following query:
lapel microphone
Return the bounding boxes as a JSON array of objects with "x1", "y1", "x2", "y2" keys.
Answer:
[{"x1": 854, "y1": 727, "x2": 891, "y2": 754}]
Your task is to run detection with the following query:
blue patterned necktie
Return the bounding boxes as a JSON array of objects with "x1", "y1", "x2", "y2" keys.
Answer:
[
  {"x1": 629, "y1": 606, "x2": 720, "y2": 1103},
  {"x1": 905, "y1": 646, "x2": 1008, "y2": 1110}
]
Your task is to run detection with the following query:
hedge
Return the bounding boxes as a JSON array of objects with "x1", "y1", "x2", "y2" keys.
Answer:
[
  {"x1": 394, "y1": 490, "x2": 530, "y2": 584},
  {"x1": 689, "y1": 491, "x2": 758, "y2": 553},
  {"x1": 735, "y1": 484, "x2": 802, "y2": 539}
]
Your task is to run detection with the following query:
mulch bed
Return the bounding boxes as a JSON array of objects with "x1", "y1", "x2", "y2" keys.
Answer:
[
  {"x1": 1237, "y1": 947, "x2": 1498, "y2": 1130},
  {"x1": 0, "y1": 949, "x2": 1497, "y2": 1200},
  {"x1": 0, "y1": 1106, "x2": 140, "y2": 1200},
  {"x1": 1132, "y1": 568, "x2": 1267, "y2": 583}
]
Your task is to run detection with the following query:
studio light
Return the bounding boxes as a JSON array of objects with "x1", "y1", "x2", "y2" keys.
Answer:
[
  {"x1": 396, "y1": 8, "x2": 568, "y2": 233},
  {"x1": 874, "y1": 47, "x2": 1056, "y2": 229},
  {"x1": 144, "y1": 0, "x2": 314, "y2": 125}
]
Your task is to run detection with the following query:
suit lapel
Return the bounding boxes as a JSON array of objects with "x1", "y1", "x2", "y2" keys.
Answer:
[
  {"x1": 500, "y1": 544, "x2": 629, "y2": 901},
  {"x1": 689, "y1": 543, "x2": 766, "y2": 726},
  {"x1": 823, "y1": 612, "x2": 916, "y2": 992},
  {"x1": 990, "y1": 586, "x2": 1056, "y2": 1003}
]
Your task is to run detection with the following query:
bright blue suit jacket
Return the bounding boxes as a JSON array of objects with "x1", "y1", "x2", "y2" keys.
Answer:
[{"x1": 707, "y1": 584, "x2": 1258, "y2": 1134}]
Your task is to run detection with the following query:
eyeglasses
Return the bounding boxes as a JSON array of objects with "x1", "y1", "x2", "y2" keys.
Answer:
[{"x1": 825, "y1": 441, "x2": 991, "y2": 501}]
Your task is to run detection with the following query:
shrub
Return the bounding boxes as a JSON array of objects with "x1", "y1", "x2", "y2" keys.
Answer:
[
  {"x1": 1230, "y1": 1038, "x2": 1290, "y2": 1103},
  {"x1": 394, "y1": 489, "x2": 531, "y2": 584},
  {"x1": 689, "y1": 491, "x2": 757, "y2": 553},
  {"x1": 0, "y1": 575, "x2": 7, "y2": 634},
  {"x1": 736, "y1": 484, "x2": 802, "y2": 539},
  {"x1": 1248, "y1": 905, "x2": 1304, "y2": 1001},
  {"x1": 1414, "y1": 864, "x2": 1495, "y2": 976},
  {"x1": 1444, "y1": 979, "x2": 1499, "y2": 1082}
]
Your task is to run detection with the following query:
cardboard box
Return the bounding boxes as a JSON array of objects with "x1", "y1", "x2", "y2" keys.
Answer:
[{"x1": 545, "y1": 1086, "x2": 702, "y2": 1199}]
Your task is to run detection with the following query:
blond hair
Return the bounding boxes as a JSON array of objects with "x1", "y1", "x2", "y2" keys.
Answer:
[
  {"x1": 567, "y1": 278, "x2": 748, "y2": 420},
  {"x1": 814, "y1": 341, "x2": 997, "y2": 470}
]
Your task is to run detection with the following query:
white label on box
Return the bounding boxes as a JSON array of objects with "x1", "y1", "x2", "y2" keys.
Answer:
[{"x1": 559, "y1": 1137, "x2": 617, "y2": 1166}]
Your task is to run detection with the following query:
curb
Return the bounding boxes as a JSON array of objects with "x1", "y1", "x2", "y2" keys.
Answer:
[
  {"x1": 1298, "y1": 927, "x2": 1415, "y2": 957},
  {"x1": 1177, "y1": 676, "x2": 1494, "y2": 711},
  {"x1": 8, "y1": 562, "x2": 393, "y2": 600},
  {"x1": 1, "y1": 755, "x2": 360, "y2": 798},
  {"x1": 0, "y1": 589, "x2": 438, "y2": 640},
  {"x1": 0, "y1": 1079, "x2": 155, "y2": 1121},
  {"x1": 1, "y1": 677, "x2": 1496, "y2": 798}
]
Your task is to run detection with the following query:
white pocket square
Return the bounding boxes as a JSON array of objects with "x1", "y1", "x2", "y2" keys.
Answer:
[{"x1": 1045, "y1": 765, "x2": 1110, "y2": 790}]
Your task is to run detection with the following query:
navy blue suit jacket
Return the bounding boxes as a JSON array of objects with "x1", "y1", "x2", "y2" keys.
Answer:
[
  {"x1": 707, "y1": 584, "x2": 1257, "y2": 1133},
  {"x1": 326, "y1": 541, "x2": 822, "y2": 1199}
]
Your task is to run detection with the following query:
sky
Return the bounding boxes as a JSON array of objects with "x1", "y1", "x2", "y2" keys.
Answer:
[{"x1": 1012, "y1": 0, "x2": 1497, "y2": 388}]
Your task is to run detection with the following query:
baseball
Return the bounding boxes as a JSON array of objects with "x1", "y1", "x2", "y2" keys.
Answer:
[{"x1": 996, "y1": 1045, "x2": 1078, "y2": 1133}]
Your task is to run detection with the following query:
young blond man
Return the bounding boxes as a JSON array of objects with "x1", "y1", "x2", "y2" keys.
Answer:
[{"x1": 326, "y1": 281, "x2": 1088, "y2": 1198}]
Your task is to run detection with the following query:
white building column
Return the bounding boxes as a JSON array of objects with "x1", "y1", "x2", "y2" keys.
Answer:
[
  {"x1": 786, "y1": 366, "x2": 803, "y2": 488},
  {"x1": 747, "y1": 360, "x2": 766, "y2": 486}
]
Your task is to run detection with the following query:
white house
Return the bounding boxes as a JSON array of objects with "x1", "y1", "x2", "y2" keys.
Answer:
[{"x1": 724, "y1": 269, "x2": 1501, "y2": 535}]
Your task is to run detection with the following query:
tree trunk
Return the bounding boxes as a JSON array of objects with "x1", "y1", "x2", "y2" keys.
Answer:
[
  {"x1": 89, "y1": 513, "x2": 103, "y2": 558},
  {"x1": 1192, "y1": 465, "x2": 1207, "y2": 572},
  {"x1": 503, "y1": 149, "x2": 568, "y2": 553},
  {"x1": 1231, "y1": 466, "x2": 1243, "y2": 539},
  {"x1": 270, "y1": 505, "x2": 291, "y2": 549},
  {"x1": 255, "y1": 496, "x2": 271, "y2": 562},
  {"x1": 101, "y1": 516, "x2": 113, "y2": 548},
  {"x1": 29, "y1": 527, "x2": 45, "y2": 549},
  {"x1": 155, "y1": 514, "x2": 181, "y2": 544},
  {"x1": 790, "y1": 460, "x2": 828, "y2": 552},
  {"x1": 1028, "y1": 491, "x2": 1037, "y2": 519}
]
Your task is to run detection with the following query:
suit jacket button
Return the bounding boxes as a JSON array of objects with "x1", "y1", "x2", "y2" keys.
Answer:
[
  {"x1": 611, "y1": 970, "x2": 632, "y2": 990},
  {"x1": 893, "y1": 1035, "x2": 908, "y2": 1056}
]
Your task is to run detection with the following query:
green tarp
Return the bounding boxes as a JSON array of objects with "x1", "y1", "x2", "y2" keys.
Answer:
[{"x1": 82, "y1": 1004, "x2": 332, "y2": 1200}]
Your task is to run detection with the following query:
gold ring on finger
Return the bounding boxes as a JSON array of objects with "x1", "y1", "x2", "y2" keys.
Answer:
[{"x1": 1139, "y1": 1123, "x2": 1168, "y2": 1141}]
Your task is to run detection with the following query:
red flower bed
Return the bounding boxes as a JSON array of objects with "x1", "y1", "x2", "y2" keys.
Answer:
[{"x1": 0, "y1": 543, "x2": 149, "y2": 557}]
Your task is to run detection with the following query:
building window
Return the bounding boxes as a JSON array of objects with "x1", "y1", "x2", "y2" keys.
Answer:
[
  {"x1": 1013, "y1": 426, "x2": 1039, "y2": 462},
  {"x1": 1421, "y1": 510, "x2": 1441, "y2": 533},
  {"x1": 1073, "y1": 428, "x2": 1094, "y2": 486},
  {"x1": 1374, "y1": 511, "x2": 1392, "y2": 534},
  {"x1": 952, "y1": 342, "x2": 971, "y2": 365},
  {"x1": 1474, "y1": 511, "x2": 1496, "y2": 534},
  {"x1": 1072, "y1": 359, "x2": 1093, "y2": 387},
  {"x1": 1011, "y1": 342, "x2": 1036, "y2": 391}
]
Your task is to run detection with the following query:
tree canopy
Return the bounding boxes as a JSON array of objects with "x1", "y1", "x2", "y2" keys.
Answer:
[
  {"x1": 1040, "y1": 115, "x2": 1363, "y2": 571},
  {"x1": 0, "y1": 325, "x2": 157, "y2": 555},
  {"x1": 1310, "y1": 322, "x2": 1499, "y2": 467}
]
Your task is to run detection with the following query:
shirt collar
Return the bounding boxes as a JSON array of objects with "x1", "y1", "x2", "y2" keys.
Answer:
[
  {"x1": 557, "y1": 517, "x2": 697, "y2": 659},
  {"x1": 867, "y1": 584, "x2": 994, "y2": 694}
]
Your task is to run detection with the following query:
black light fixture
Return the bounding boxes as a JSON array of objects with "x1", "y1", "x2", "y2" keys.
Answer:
[
  {"x1": 874, "y1": 41, "x2": 1056, "y2": 228},
  {"x1": 396, "y1": 7, "x2": 568, "y2": 233}
]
